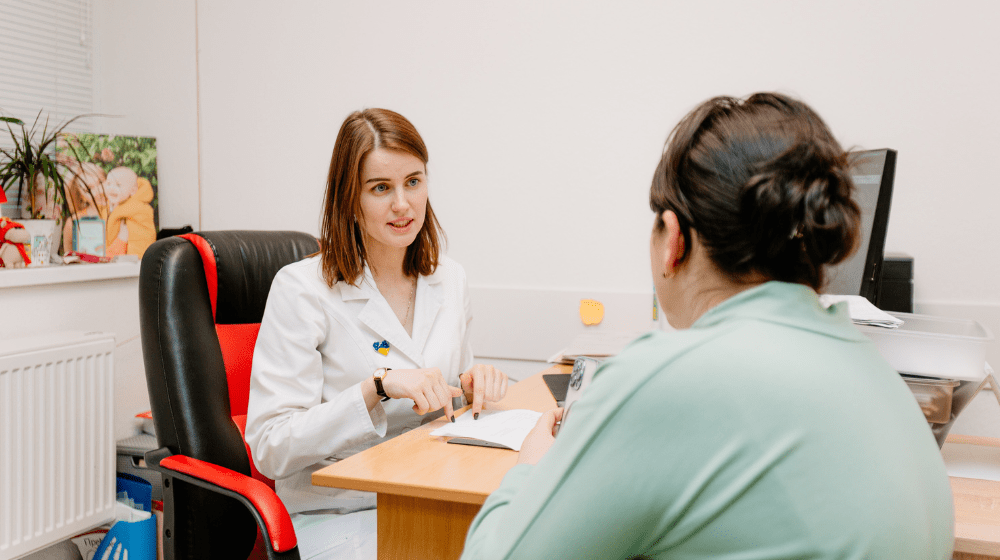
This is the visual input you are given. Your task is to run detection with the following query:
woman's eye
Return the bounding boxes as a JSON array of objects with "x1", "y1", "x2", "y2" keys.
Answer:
[
  {"x1": 373, "y1": 184, "x2": 388, "y2": 193},
  {"x1": 406, "y1": 178, "x2": 419, "y2": 187}
]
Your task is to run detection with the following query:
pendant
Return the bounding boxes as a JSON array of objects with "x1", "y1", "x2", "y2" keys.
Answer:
[{"x1": 373, "y1": 340, "x2": 390, "y2": 356}]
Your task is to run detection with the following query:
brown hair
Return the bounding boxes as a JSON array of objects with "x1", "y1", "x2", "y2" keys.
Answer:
[
  {"x1": 320, "y1": 108, "x2": 445, "y2": 286},
  {"x1": 650, "y1": 93, "x2": 860, "y2": 291}
]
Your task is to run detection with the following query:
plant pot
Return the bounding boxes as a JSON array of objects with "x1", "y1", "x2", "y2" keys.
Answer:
[{"x1": 19, "y1": 219, "x2": 57, "y2": 267}]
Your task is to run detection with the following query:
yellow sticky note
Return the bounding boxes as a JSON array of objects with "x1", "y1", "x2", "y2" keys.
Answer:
[{"x1": 580, "y1": 299, "x2": 604, "y2": 325}]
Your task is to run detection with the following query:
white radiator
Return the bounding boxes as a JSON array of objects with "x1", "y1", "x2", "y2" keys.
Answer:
[{"x1": 0, "y1": 331, "x2": 116, "y2": 560}]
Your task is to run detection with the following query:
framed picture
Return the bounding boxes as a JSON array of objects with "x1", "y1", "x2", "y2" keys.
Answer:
[{"x1": 55, "y1": 133, "x2": 158, "y2": 258}]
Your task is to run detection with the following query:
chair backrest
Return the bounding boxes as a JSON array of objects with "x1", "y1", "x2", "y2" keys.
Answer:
[{"x1": 139, "y1": 230, "x2": 319, "y2": 560}]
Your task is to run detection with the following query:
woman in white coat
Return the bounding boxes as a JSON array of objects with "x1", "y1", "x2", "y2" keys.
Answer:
[{"x1": 246, "y1": 108, "x2": 508, "y2": 560}]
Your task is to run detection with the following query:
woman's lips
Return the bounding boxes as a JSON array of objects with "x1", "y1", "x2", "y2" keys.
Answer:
[{"x1": 389, "y1": 219, "x2": 414, "y2": 231}]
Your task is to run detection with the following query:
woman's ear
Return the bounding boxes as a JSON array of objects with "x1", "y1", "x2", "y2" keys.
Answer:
[{"x1": 660, "y1": 210, "x2": 685, "y2": 277}]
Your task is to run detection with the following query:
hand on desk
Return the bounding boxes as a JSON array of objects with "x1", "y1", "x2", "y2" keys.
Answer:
[
  {"x1": 461, "y1": 364, "x2": 509, "y2": 420},
  {"x1": 517, "y1": 407, "x2": 563, "y2": 466},
  {"x1": 384, "y1": 367, "x2": 464, "y2": 418}
]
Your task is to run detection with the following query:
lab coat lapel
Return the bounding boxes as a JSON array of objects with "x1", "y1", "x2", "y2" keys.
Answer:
[
  {"x1": 411, "y1": 271, "x2": 444, "y2": 359},
  {"x1": 352, "y1": 268, "x2": 424, "y2": 366}
]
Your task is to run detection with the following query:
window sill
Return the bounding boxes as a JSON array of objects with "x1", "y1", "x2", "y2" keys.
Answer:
[{"x1": 0, "y1": 262, "x2": 140, "y2": 288}]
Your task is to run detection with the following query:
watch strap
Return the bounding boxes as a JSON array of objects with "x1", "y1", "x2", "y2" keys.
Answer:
[{"x1": 374, "y1": 368, "x2": 392, "y2": 402}]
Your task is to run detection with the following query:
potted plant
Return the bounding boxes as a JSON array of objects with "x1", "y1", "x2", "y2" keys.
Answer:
[{"x1": 0, "y1": 111, "x2": 100, "y2": 265}]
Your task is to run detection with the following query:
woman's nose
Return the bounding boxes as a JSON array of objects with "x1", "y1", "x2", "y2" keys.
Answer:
[{"x1": 391, "y1": 188, "x2": 408, "y2": 212}]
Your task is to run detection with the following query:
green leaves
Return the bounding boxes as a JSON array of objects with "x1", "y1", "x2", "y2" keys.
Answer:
[
  {"x1": 0, "y1": 111, "x2": 94, "y2": 219},
  {"x1": 61, "y1": 133, "x2": 158, "y2": 191}
]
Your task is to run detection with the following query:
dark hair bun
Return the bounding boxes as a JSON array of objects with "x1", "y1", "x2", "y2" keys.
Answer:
[{"x1": 651, "y1": 93, "x2": 860, "y2": 290}]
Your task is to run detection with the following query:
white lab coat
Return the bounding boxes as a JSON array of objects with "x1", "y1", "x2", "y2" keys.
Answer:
[{"x1": 245, "y1": 254, "x2": 473, "y2": 517}]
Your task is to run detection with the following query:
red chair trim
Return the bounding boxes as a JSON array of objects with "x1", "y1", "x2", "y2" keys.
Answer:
[
  {"x1": 160, "y1": 454, "x2": 297, "y2": 553},
  {"x1": 179, "y1": 233, "x2": 218, "y2": 321},
  {"x1": 218, "y1": 323, "x2": 261, "y2": 417}
]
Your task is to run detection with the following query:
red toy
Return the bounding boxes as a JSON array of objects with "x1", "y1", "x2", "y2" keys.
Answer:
[{"x1": 0, "y1": 217, "x2": 32, "y2": 268}]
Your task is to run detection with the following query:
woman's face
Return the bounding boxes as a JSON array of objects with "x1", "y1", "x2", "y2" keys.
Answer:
[{"x1": 358, "y1": 148, "x2": 428, "y2": 255}]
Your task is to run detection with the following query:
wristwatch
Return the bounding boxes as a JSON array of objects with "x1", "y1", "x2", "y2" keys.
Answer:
[{"x1": 373, "y1": 368, "x2": 392, "y2": 402}]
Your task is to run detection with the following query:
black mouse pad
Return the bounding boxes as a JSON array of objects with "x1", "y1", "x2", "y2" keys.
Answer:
[{"x1": 543, "y1": 373, "x2": 571, "y2": 404}]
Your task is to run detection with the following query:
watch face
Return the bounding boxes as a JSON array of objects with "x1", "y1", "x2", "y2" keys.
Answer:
[{"x1": 570, "y1": 360, "x2": 585, "y2": 390}]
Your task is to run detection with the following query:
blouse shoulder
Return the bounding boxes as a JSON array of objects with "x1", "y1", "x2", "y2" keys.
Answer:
[
  {"x1": 270, "y1": 255, "x2": 330, "y2": 294},
  {"x1": 430, "y1": 254, "x2": 467, "y2": 285}
]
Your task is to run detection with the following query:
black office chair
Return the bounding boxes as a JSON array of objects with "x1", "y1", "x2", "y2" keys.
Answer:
[{"x1": 139, "y1": 230, "x2": 319, "y2": 560}]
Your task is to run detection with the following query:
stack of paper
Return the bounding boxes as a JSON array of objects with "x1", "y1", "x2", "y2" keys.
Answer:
[
  {"x1": 819, "y1": 294, "x2": 903, "y2": 328},
  {"x1": 430, "y1": 409, "x2": 542, "y2": 451},
  {"x1": 548, "y1": 330, "x2": 643, "y2": 364}
]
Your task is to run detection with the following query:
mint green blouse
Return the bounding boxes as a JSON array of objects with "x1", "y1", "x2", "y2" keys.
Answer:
[{"x1": 462, "y1": 282, "x2": 953, "y2": 559}]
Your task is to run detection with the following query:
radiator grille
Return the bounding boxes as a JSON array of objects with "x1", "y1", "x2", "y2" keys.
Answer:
[{"x1": 0, "y1": 332, "x2": 116, "y2": 560}]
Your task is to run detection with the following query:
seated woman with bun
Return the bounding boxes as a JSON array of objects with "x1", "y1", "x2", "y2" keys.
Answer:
[{"x1": 461, "y1": 93, "x2": 953, "y2": 559}]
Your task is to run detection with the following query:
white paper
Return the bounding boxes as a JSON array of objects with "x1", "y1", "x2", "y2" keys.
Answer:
[
  {"x1": 549, "y1": 330, "x2": 644, "y2": 363},
  {"x1": 819, "y1": 294, "x2": 903, "y2": 328},
  {"x1": 430, "y1": 409, "x2": 542, "y2": 451}
]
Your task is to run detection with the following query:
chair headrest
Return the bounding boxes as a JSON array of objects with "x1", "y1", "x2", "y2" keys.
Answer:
[{"x1": 193, "y1": 230, "x2": 319, "y2": 324}]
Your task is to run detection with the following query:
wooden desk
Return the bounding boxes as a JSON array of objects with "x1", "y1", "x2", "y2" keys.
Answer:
[
  {"x1": 312, "y1": 365, "x2": 569, "y2": 559},
  {"x1": 314, "y1": 366, "x2": 1000, "y2": 560},
  {"x1": 950, "y1": 435, "x2": 1000, "y2": 559}
]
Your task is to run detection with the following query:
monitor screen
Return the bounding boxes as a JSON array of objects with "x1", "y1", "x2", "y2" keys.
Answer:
[{"x1": 822, "y1": 148, "x2": 896, "y2": 302}]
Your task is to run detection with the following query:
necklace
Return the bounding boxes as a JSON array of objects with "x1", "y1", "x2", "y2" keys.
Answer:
[{"x1": 403, "y1": 277, "x2": 417, "y2": 330}]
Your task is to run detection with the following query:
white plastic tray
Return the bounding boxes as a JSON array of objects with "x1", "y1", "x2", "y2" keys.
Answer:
[{"x1": 855, "y1": 312, "x2": 993, "y2": 381}]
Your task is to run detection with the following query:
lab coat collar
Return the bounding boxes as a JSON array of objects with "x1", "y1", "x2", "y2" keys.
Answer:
[{"x1": 350, "y1": 264, "x2": 445, "y2": 366}]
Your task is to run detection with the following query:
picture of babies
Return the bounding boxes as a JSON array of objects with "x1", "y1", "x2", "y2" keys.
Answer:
[
  {"x1": 56, "y1": 133, "x2": 159, "y2": 258},
  {"x1": 103, "y1": 166, "x2": 156, "y2": 258},
  {"x1": 62, "y1": 161, "x2": 108, "y2": 255}
]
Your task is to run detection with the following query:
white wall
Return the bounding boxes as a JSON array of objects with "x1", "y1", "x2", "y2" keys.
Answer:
[
  {"x1": 0, "y1": 270, "x2": 145, "y2": 442},
  {"x1": 90, "y1": 1, "x2": 1000, "y2": 432},
  {"x1": 189, "y1": 1, "x2": 1000, "y2": 300},
  {"x1": 93, "y1": 0, "x2": 200, "y2": 232}
]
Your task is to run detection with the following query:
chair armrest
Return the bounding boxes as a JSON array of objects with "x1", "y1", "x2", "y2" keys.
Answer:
[{"x1": 145, "y1": 447, "x2": 298, "y2": 558}]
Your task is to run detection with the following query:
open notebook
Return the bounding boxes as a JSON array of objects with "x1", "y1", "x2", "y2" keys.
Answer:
[{"x1": 430, "y1": 409, "x2": 541, "y2": 450}]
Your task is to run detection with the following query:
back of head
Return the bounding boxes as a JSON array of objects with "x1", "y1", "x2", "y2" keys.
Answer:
[
  {"x1": 650, "y1": 93, "x2": 860, "y2": 291},
  {"x1": 320, "y1": 108, "x2": 442, "y2": 286}
]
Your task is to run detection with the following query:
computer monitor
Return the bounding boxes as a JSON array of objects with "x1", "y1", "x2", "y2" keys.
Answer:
[{"x1": 822, "y1": 148, "x2": 897, "y2": 303}]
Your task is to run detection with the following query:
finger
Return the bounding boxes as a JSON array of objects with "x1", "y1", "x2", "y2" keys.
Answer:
[
  {"x1": 473, "y1": 367, "x2": 486, "y2": 419},
  {"x1": 491, "y1": 368, "x2": 504, "y2": 401},
  {"x1": 479, "y1": 366, "x2": 496, "y2": 401},
  {"x1": 411, "y1": 392, "x2": 429, "y2": 415},
  {"x1": 433, "y1": 379, "x2": 455, "y2": 421},
  {"x1": 541, "y1": 408, "x2": 561, "y2": 427},
  {"x1": 500, "y1": 373, "x2": 508, "y2": 399},
  {"x1": 424, "y1": 383, "x2": 445, "y2": 413},
  {"x1": 535, "y1": 407, "x2": 560, "y2": 430},
  {"x1": 459, "y1": 371, "x2": 472, "y2": 394}
]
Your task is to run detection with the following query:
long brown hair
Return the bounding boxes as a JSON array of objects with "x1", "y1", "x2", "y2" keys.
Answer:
[
  {"x1": 650, "y1": 93, "x2": 860, "y2": 291},
  {"x1": 320, "y1": 108, "x2": 445, "y2": 287}
]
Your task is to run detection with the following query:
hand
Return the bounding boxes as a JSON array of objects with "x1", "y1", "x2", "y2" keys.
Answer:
[
  {"x1": 517, "y1": 408, "x2": 563, "y2": 465},
  {"x1": 460, "y1": 364, "x2": 509, "y2": 419},
  {"x1": 383, "y1": 367, "x2": 463, "y2": 419}
]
